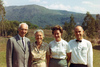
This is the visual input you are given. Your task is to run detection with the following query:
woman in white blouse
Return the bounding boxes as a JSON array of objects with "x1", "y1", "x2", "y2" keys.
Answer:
[{"x1": 49, "y1": 25, "x2": 72, "y2": 67}]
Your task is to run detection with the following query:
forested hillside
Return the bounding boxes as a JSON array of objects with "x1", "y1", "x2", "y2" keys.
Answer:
[{"x1": 5, "y1": 4, "x2": 96, "y2": 27}]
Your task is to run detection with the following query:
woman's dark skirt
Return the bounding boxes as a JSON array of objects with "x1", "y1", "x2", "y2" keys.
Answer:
[{"x1": 49, "y1": 58, "x2": 67, "y2": 67}]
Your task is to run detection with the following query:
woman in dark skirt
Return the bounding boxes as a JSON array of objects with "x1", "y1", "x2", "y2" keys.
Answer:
[{"x1": 49, "y1": 25, "x2": 72, "y2": 67}]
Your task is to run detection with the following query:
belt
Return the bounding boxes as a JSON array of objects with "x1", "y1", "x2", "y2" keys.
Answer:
[
  {"x1": 70, "y1": 63, "x2": 87, "y2": 67},
  {"x1": 50, "y1": 58, "x2": 66, "y2": 60},
  {"x1": 32, "y1": 60, "x2": 46, "y2": 64},
  {"x1": 51, "y1": 57, "x2": 66, "y2": 60}
]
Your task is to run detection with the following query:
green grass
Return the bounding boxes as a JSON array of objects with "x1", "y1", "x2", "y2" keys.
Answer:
[
  {"x1": 93, "y1": 46, "x2": 100, "y2": 67},
  {"x1": 44, "y1": 37, "x2": 54, "y2": 43},
  {"x1": 0, "y1": 37, "x2": 7, "y2": 67},
  {"x1": 0, "y1": 51, "x2": 6, "y2": 67}
]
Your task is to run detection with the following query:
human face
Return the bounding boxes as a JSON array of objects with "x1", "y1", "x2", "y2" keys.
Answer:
[
  {"x1": 18, "y1": 24, "x2": 28, "y2": 37},
  {"x1": 53, "y1": 30, "x2": 62, "y2": 42},
  {"x1": 74, "y1": 26, "x2": 84, "y2": 40},
  {"x1": 35, "y1": 32, "x2": 43, "y2": 43}
]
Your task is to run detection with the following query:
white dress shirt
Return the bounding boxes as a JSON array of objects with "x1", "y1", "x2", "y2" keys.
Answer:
[
  {"x1": 18, "y1": 34, "x2": 25, "y2": 48},
  {"x1": 49, "y1": 39, "x2": 72, "y2": 59},
  {"x1": 69, "y1": 39, "x2": 93, "y2": 67}
]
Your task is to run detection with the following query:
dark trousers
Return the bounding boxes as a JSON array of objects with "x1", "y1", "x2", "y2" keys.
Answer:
[{"x1": 70, "y1": 63, "x2": 87, "y2": 67}]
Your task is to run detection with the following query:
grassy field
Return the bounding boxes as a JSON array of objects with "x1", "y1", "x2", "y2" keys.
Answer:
[
  {"x1": 0, "y1": 29, "x2": 100, "y2": 67},
  {"x1": 0, "y1": 37, "x2": 7, "y2": 67}
]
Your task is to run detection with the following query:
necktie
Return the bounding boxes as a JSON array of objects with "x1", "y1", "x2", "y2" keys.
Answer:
[{"x1": 22, "y1": 38, "x2": 25, "y2": 49}]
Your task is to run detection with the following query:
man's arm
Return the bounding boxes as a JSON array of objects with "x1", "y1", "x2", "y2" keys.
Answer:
[
  {"x1": 87, "y1": 42, "x2": 93, "y2": 67},
  {"x1": 6, "y1": 39, "x2": 13, "y2": 67},
  {"x1": 28, "y1": 42, "x2": 32, "y2": 67}
]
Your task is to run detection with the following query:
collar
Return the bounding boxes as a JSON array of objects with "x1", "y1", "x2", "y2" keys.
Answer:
[
  {"x1": 34, "y1": 41, "x2": 44, "y2": 47},
  {"x1": 55, "y1": 38, "x2": 63, "y2": 44},
  {"x1": 18, "y1": 34, "x2": 25, "y2": 40}
]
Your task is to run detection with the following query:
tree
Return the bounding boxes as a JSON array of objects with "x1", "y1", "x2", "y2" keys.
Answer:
[
  {"x1": 95, "y1": 14, "x2": 100, "y2": 38},
  {"x1": 0, "y1": 0, "x2": 5, "y2": 20},
  {"x1": 24, "y1": 21, "x2": 38, "y2": 29},
  {"x1": 82, "y1": 12, "x2": 97, "y2": 38},
  {"x1": 0, "y1": 0, "x2": 6, "y2": 36},
  {"x1": 44, "y1": 25, "x2": 52, "y2": 30},
  {"x1": 96, "y1": 14, "x2": 100, "y2": 30},
  {"x1": 64, "y1": 14, "x2": 76, "y2": 41},
  {"x1": 4, "y1": 20, "x2": 20, "y2": 36}
]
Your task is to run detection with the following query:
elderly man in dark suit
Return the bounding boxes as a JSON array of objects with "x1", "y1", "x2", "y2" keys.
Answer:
[{"x1": 6, "y1": 23, "x2": 31, "y2": 67}]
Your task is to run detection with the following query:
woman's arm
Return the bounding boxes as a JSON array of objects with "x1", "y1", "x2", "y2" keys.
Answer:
[
  {"x1": 67, "y1": 52, "x2": 71, "y2": 63},
  {"x1": 46, "y1": 53, "x2": 50, "y2": 67}
]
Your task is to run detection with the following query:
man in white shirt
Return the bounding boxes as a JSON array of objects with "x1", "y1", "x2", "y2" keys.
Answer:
[{"x1": 69, "y1": 26, "x2": 93, "y2": 67}]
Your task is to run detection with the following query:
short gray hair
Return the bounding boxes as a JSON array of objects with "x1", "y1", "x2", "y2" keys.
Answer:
[
  {"x1": 34, "y1": 29, "x2": 44, "y2": 37},
  {"x1": 18, "y1": 23, "x2": 28, "y2": 29}
]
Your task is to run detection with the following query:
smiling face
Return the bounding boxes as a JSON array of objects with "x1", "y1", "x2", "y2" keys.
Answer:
[
  {"x1": 35, "y1": 32, "x2": 43, "y2": 43},
  {"x1": 53, "y1": 30, "x2": 62, "y2": 42},
  {"x1": 18, "y1": 24, "x2": 28, "y2": 37},
  {"x1": 74, "y1": 26, "x2": 84, "y2": 40}
]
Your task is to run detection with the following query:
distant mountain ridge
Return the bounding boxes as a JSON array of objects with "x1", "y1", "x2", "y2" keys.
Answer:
[{"x1": 5, "y1": 4, "x2": 96, "y2": 27}]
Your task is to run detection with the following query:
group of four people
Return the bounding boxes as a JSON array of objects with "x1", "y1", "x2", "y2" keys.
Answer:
[{"x1": 6, "y1": 23, "x2": 93, "y2": 67}]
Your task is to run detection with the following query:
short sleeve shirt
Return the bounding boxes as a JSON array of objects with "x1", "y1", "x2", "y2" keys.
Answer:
[{"x1": 49, "y1": 39, "x2": 72, "y2": 59}]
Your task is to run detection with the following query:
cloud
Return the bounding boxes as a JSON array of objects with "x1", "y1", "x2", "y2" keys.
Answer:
[
  {"x1": 45, "y1": 4, "x2": 71, "y2": 11},
  {"x1": 45, "y1": 3, "x2": 87, "y2": 14},
  {"x1": 82, "y1": 1, "x2": 100, "y2": 14},
  {"x1": 29, "y1": 0, "x2": 47, "y2": 4},
  {"x1": 72, "y1": 6, "x2": 87, "y2": 13},
  {"x1": 29, "y1": 0, "x2": 41, "y2": 2},
  {"x1": 82, "y1": 1, "x2": 93, "y2": 5},
  {"x1": 42, "y1": 1, "x2": 48, "y2": 4},
  {"x1": 82, "y1": 1, "x2": 100, "y2": 8},
  {"x1": 3, "y1": 1, "x2": 9, "y2": 6}
]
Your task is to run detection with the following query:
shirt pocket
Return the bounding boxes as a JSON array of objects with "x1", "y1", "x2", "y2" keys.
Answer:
[{"x1": 81, "y1": 47, "x2": 87, "y2": 57}]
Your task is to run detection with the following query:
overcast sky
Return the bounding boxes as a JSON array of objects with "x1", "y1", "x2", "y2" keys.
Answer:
[{"x1": 3, "y1": 0, "x2": 100, "y2": 14}]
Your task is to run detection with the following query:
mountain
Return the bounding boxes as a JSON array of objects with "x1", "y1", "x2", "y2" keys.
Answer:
[{"x1": 5, "y1": 4, "x2": 96, "y2": 27}]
